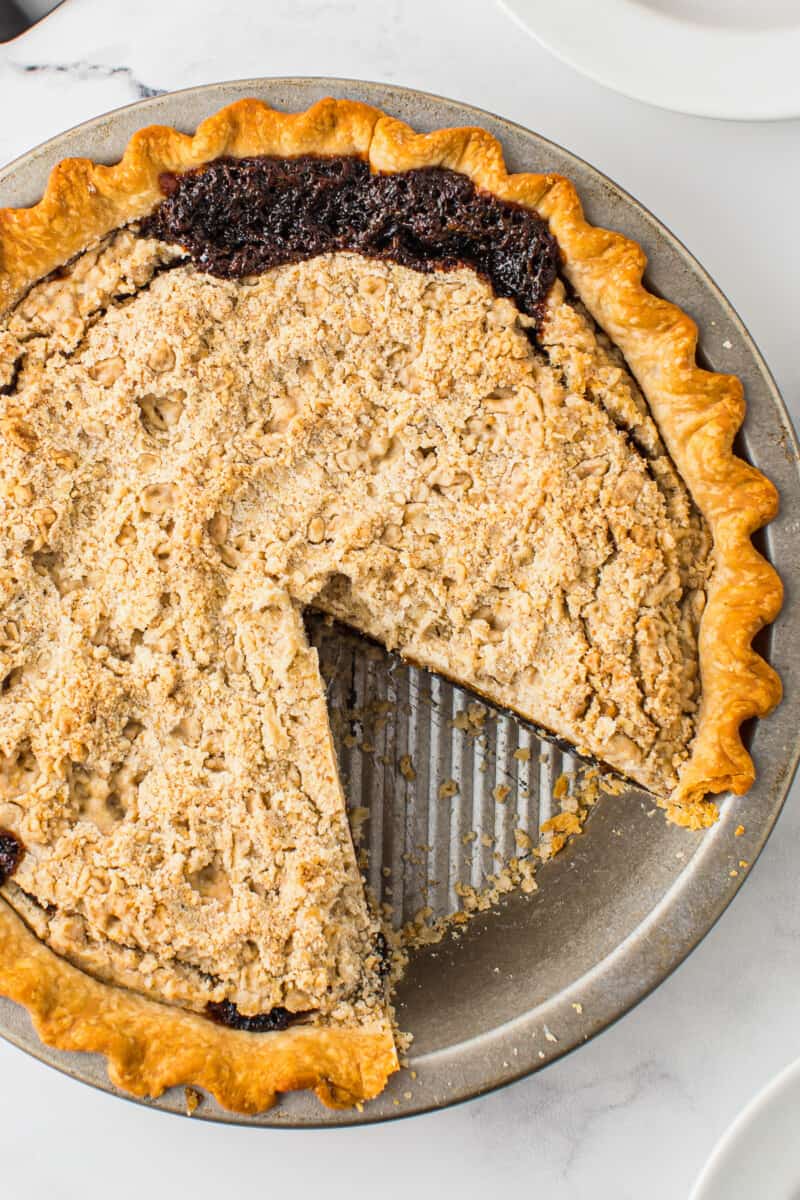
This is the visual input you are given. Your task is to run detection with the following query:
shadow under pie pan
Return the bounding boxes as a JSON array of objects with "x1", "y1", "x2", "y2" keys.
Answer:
[{"x1": 0, "y1": 78, "x2": 798, "y2": 1127}]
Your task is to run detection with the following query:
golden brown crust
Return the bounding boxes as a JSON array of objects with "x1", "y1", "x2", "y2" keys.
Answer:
[
  {"x1": 0, "y1": 899, "x2": 396, "y2": 1111},
  {"x1": 0, "y1": 96, "x2": 781, "y2": 1105}
]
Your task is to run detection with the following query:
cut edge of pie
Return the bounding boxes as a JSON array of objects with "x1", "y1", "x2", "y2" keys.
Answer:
[{"x1": 0, "y1": 97, "x2": 782, "y2": 1113}]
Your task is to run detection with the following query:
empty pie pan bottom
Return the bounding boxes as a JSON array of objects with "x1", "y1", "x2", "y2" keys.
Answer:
[{"x1": 0, "y1": 78, "x2": 797, "y2": 1127}]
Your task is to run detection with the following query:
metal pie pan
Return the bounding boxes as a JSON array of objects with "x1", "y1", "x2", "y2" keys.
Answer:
[{"x1": 0, "y1": 79, "x2": 797, "y2": 1127}]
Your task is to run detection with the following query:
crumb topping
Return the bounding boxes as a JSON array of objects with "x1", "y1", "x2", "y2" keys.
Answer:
[{"x1": 0, "y1": 231, "x2": 710, "y2": 1018}]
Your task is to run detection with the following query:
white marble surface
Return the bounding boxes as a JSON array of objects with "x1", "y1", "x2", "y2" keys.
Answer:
[{"x1": 0, "y1": 2, "x2": 798, "y2": 1196}]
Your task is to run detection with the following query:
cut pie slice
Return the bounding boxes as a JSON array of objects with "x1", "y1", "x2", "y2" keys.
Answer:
[
  {"x1": 0, "y1": 98, "x2": 781, "y2": 1113},
  {"x1": 0, "y1": 562, "x2": 396, "y2": 1106}
]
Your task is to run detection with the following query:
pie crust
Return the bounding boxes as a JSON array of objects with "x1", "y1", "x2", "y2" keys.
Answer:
[{"x1": 0, "y1": 98, "x2": 782, "y2": 1112}]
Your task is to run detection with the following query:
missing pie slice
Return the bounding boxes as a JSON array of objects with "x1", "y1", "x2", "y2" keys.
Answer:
[{"x1": 0, "y1": 99, "x2": 781, "y2": 1113}]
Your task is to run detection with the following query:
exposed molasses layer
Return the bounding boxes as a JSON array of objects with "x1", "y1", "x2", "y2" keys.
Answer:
[
  {"x1": 206, "y1": 999, "x2": 295, "y2": 1033},
  {"x1": 142, "y1": 156, "x2": 560, "y2": 326},
  {"x1": 0, "y1": 830, "x2": 23, "y2": 885}
]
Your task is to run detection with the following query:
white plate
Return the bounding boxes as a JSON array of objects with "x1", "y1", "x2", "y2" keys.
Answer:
[
  {"x1": 498, "y1": 0, "x2": 800, "y2": 119},
  {"x1": 690, "y1": 1057, "x2": 800, "y2": 1199}
]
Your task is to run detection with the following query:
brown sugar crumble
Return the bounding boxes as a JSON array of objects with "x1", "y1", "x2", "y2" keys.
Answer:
[
  {"x1": 0, "y1": 153, "x2": 713, "y2": 1052},
  {"x1": 398, "y1": 755, "x2": 417, "y2": 782}
]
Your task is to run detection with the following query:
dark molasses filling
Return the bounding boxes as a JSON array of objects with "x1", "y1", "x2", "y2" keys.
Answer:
[
  {"x1": 0, "y1": 829, "x2": 23, "y2": 885},
  {"x1": 204, "y1": 936, "x2": 392, "y2": 1030},
  {"x1": 206, "y1": 998, "x2": 296, "y2": 1033},
  {"x1": 142, "y1": 156, "x2": 560, "y2": 326}
]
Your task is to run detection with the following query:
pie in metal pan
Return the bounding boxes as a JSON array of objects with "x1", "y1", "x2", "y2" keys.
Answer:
[{"x1": 0, "y1": 90, "x2": 784, "y2": 1117}]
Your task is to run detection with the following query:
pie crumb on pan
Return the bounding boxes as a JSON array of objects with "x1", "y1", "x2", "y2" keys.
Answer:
[{"x1": 0, "y1": 98, "x2": 782, "y2": 1113}]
